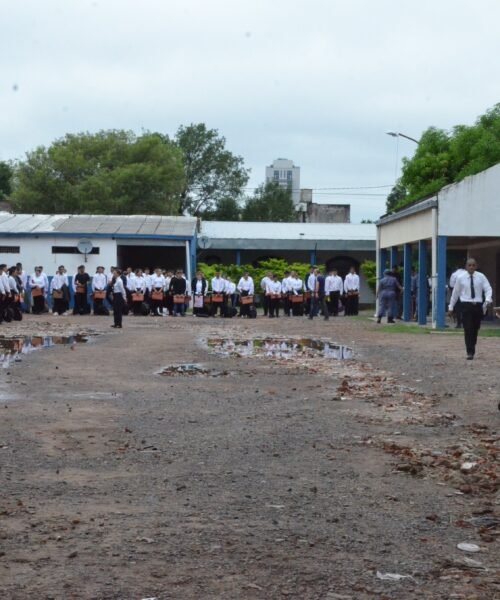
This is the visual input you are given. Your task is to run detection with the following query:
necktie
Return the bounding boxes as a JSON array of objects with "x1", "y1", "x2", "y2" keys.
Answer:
[{"x1": 470, "y1": 274, "x2": 475, "y2": 300}]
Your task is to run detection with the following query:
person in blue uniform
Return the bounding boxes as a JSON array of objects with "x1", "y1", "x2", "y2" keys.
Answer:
[{"x1": 376, "y1": 269, "x2": 402, "y2": 324}]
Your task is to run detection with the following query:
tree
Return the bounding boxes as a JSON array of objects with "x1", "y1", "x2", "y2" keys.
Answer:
[
  {"x1": 385, "y1": 182, "x2": 407, "y2": 213},
  {"x1": 397, "y1": 103, "x2": 500, "y2": 209},
  {"x1": 0, "y1": 161, "x2": 13, "y2": 199},
  {"x1": 11, "y1": 130, "x2": 185, "y2": 214},
  {"x1": 202, "y1": 196, "x2": 241, "y2": 221},
  {"x1": 241, "y1": 182, "x2": 296, "y2": 222},
  {"x1": 174, "y1": 123, "x2": 249, "y2": 217}
]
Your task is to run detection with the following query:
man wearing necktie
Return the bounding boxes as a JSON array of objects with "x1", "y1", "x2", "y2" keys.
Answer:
[{"x1": 448, "y1": 258, "x2": 492, "y2": 360}]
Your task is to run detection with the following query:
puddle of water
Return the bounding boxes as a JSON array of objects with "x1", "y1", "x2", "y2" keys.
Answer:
[
  {"x1": 206, "y1": 338, "x2": 353, "y2": 360},
  {"x1": 158, "y1": 363, "x2": 228, "y2": 377},
  {"x1": 0, "y1": 335, "x2": 90, "y2": 368}
]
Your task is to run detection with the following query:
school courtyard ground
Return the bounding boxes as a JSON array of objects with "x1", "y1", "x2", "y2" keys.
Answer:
[{"x1": 0, "y1": 312, "x2": 499, "y2": 599}]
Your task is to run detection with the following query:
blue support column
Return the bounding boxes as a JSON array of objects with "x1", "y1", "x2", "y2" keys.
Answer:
[
  {"x1": 417, "y1": 240, "x2": 428, "y2": 325},
  {"x1": 403, "y1": 243, "x2": 412, "y2": 321},
  {"x1": 310, "y1": 250, "x2": 317, "y2": 265},
  {"x1": 235, "y1": 250, "x2": 241, "y2": 266},
  {"x1": 436, "y1": 236, "x2": 447, "y2": 329},
  {"x1": 190, "y1": 237, "x2": 197, "y2": 278},
  {"x1": 390, "y1": 246, "x2": 399, "y2": 269}
]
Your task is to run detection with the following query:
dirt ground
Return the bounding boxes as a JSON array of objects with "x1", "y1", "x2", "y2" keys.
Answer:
[{"x1": 0, "y1": 311, "x2": 498, "y2": 600}]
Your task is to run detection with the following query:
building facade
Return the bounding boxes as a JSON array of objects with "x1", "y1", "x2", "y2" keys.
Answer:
[{"x1": 265, "y1": 158, "x2": 301, "y2": 206}]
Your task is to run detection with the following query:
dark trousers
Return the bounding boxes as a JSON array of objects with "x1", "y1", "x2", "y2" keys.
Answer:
[
  {"x1": 453, "y1": 298, "x2": 463, "y2": 327},
  {"x1": 262, "y1": 294, "x2": 269, "y2": 316},
  {"x1": 461, "y1": 302, "x2": 483, "y2": 356},
  {"x1": 345, "y1": 293, "x2": 359, "y2": 315},
  {"x1": 269, "y1": 296, "x2": 280, "y2": 317},
  {"x1": 73, "y1": 293, "x2": 89, "y2": 315},
  {"x1": 164, "y1": 294, "x2": 174, "y2": 315},
  {"x1": 329, "y1": 291, "x2": 340, "y2": 315},
  {"x1": 212, "y1": 296, "x2": 226, "y2": 316},
  {"x1": 113, "y1": 295, "x2": 124, "y2": 327},
  {"x1": 283, "y1": 295, "x2": 291, "y2": 316},
  {"x1": 308, "y1": 294, "x2": 319, "y2": 319},
  {"x1": 239, "y1": 292, "x2": 250, "y2": 317},
  {"x1": 53, "y1": 297, "x2": 67, "y2": 314},
  {"x1": 32, "y1": 294, "x2": 45, "y2": 314},
  {"x1": 320, "y1": 294, "x2": 329, "y2": 319}
]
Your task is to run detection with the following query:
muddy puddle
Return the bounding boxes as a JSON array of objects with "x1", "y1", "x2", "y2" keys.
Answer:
[
  {"x1": 206, "y1": 338, "x2": 353, "y2": 360},
  {"x1": 158, "y1": 363, "x2": 229, "y2": 377},
  {"x1": 0, "y1": 335, "x2": 91, "y2": 367}
]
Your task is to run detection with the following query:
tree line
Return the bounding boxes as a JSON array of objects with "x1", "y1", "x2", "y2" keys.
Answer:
[
  {"x1": 0, "y1": 124, "x2": 296, "y2": 222},
  {"x1": 386, "y1": 103, "x2": 500, "y2": 213}
]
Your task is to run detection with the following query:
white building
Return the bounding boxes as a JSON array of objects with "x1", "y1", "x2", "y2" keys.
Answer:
[{"x1": 265, "y1": 158, "x2": 301, "y2": 206}]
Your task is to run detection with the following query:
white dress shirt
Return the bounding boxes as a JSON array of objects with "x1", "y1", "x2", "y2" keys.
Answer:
[
  {"x1": 307, "y1": 273, "x2": 318, "y2": 293},
  {"x1": 8, "y1": 276, "x2": 18, "y2": 293},
  {"x1": 237, "y1": 277, "x2": 254, "y2": 295},
  {"x1": 133, "y1": 275, "x2": 147, "y2": 293},
  {"x1": 1, "y1": 272, "x2": 11, "y2": 294},
  {"x1": 449, "y1": 268, "x2": 466, "y2": 289},
  {"x1": 260, "y1": 276, "x2": 271, "y2": 292},
  {"x1": 51, "y1": 273, "x2": 68, "y2": 291},
  {"x1": 92, "y1": 273, "x2": 108, "y2": 291},
  {"x1": 449, "y1": 271, "x2": 492, "y2": 310},
  {"x1": 30, "y1": 274, "x2": 46, "y2": 293},
  {"x1": 225, "y1": 281, "x2": 236, "y2": 295},
  {"x1": 290, "y1": 277, "x2": 303, "y2": 294},
  {"x1": 344, "y1": 273, "x2": 360, "y2": 292},
  {"x1": 266, "y1": 280, "x2": 282, "y2": 295},
  {"x1": 112, "y1": 277, "x2": 127, "y2": 300},
  {"x1": 211, "y1": 277, "x2": 226, "y2": 293},
  {"x1": 151, "y1": 274, "x2": 166, "y2": 290},
  {"x1": 325, "y1": 275, "x2": 343, "y2": 294},
  {"x1": 193, "y1": 279, "x2": 205, "y2": 295}
]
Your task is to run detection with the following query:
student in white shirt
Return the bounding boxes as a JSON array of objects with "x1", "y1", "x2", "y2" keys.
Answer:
[
  {"x1": 163, "y1": 270, "x2": 174, "y2": 316},
  {"x1": 91, "y1": 266, "x2": 108, "y2": 315},
  {"x1": 266, "y1": 274, "x2": 282, "y2": 318},
  {"x1": 150, "y1": 268, "x2": 166, "y2": 316},
  {"x1": 344, "y1": 266, "x2": 360, "y2": 316},
  {"x1": 131, "y1": 269, "x2": 147, "y2": 315},
  {"x1": 281, "y1": 271, "x2": 292, "y2": 317},
  {"x1": 110, "y1": 269, "x2": 127, "y2": 328},
  {"x1": 211, "y1": 271, "x2": 227, "y2": 317},
  {"x1": 448, "y1": 258, "x2": 492, "y2": 360},
  {"x1": 50, "y1": 265, "x2": 69, "y2": 316},
  {"x1": 260, "y1": 271, "x2": 273, "y2": 316},
  {"x1": 325, "y1": 269, "x2": 343, "y2": 316},
  {"x1": 237, "y1": 272, "x2": 254, "y2": 317},
  {"x1": 289, "y1": 271, "x2": 304, "y2": 317},
  {"x1": 449, "y1": 264, "x2": 467, "y2": 328},
  {"x1": 30, "y1": 266, "x2": 46, "y2": 314}
]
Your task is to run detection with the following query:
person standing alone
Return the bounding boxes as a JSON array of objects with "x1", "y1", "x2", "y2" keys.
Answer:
[{"x1": 448, "y1": 258, "x2": 492, "y2": 360}]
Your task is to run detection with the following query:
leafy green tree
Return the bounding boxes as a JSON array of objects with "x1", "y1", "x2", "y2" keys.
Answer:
[
  {"x1": 11, "y1": 130, "x2": 185, "y2": 214},
  {"x1": 397, "y1": 103, "x2": 500, "y2": 209},
  {"x1": 241, "y1": 181, "x2": 296, "y2": 222},
  {"x1": 0, "y1": 161, "x2": 13, "y2": 199},
  {"x1": 174, "y1": 123, "x2": 249, "y2": 217},
  {"x1": 202, "y1": 196, "x2": 241, "y2": 221},
  {"x1": 385, "y1": 182, "x2": 407, "y2": 213},
  {"x1": 360, "y1": 260, "x2": 376, "y2": 293},
  {"x1": 400, "y1": 127, "x2": 451, "y2": 203}
]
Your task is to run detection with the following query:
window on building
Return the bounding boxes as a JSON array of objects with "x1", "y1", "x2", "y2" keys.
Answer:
[
  {"x1": 287, "y1": 170, "x2": 293, "y2": 180},
  {"x1": 0, "y1": 246, "x2": 20, "y2": 253},
  {"x1": 51, "y1": 246, "x2": 100, "y2": 254},
  {"x1": 273, "y1": 170, "x2": 279, "y2": 180}
]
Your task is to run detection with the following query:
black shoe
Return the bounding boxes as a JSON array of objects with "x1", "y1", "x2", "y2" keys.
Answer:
[
  {"x1": 377, "y1": 317, "x2": 381, "y2": 324},
  {"x1": 466, "y1": 354, "x2": 474, "y2": 360},
  {"x1": 388, "y1": 318, "x2": 395, "y2": 323}
]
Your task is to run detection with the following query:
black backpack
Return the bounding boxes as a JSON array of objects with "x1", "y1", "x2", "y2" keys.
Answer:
[{"x1": 248, "y1": 307, "x2": 257, "y2": 319}]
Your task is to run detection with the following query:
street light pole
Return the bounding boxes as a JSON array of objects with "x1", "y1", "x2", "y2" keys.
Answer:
[{"x1": 386, "y1": 131, "x2": 419, "y2": 145}]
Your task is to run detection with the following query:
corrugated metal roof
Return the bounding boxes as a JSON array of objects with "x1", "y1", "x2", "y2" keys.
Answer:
[
  {"x1": 0, "y1": 214, "x2": 197, "y2": 237},
  {"x1": 200, "y1": 221, "x2": 376, "y2": 241}
]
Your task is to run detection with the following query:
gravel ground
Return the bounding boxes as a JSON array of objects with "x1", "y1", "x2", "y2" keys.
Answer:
[{"x1": 0, "y1": 312, "x2": 498, "y2": 600}]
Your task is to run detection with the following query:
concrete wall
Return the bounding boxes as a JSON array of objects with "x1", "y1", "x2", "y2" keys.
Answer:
[
  {"x1": 0, "y1": 236, "x2": 118, "y2": 275},
  {"x1": 380, "y1": 209, "x2": 434, "y2": 248},
  {"x1": 439, "y1": 163, "x2": 500, "y2": 237},
  {"x1": 304, "y1": 203, "x2": 350, "y2": 223}
]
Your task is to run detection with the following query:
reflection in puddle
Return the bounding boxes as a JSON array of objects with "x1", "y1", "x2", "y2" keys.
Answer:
[
  {"x1": 158, "y1": 363, "x2": 228, "y2": 377},
  {"x1": 0, "y1": 335, "x2": 90, "y2": 368},
  {"x1": 206, "y1": 338, "x2": 353, "y2": 360}
]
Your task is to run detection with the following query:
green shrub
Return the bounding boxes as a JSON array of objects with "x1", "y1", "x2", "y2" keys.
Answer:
[{"x1": 360, "y1": 259, "x2": 377, "y2": 293}]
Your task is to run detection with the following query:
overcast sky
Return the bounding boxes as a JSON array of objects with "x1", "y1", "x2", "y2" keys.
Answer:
[{"x1": 1, "y1": 0, "x2": 499, "y2": 221}]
